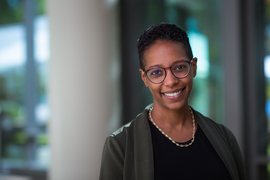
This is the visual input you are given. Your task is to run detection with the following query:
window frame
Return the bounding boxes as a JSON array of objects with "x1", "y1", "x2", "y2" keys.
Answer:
[{"x1": 0, "y1": 0, "x2": 48, "y2": 179}]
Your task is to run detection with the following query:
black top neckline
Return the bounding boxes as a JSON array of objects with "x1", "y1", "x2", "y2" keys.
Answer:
[{"x1": 148, "y1": 119, "x2": 232, "y2": 180}]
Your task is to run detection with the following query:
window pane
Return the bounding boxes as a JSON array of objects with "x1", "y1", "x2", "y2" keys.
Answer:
[
  {"x1": 0, "y1": 16, "x2": 27, "y2": 169},
  {"x1": 0, "y1": 0, "x2": 24, "y2": 25},
  {"x1": 265, "y1": 0, "x2": 270, "y2": 175},
  {"x1": 34, "y1": 13, "x2": 50, "y2": 168},
  {"x1": 0, "y1": 0, "x2": 50, "y2": 171},
  {"x1": 164, "y1": 0, "x2": 224, "y2": 123}
]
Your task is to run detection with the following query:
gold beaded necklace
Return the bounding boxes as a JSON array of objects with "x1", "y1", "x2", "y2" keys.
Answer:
[{"x1": 148, "y1": 107, "x2": 196, "y2": 147}]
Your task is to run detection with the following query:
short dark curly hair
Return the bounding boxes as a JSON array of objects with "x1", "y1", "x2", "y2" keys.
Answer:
[{"x1": 137, "y1": 23, "x2": 193, "y2": 70}]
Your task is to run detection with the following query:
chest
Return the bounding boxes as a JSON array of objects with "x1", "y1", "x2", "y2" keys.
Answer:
[{"x1": 149, "y1": 122, "x2": 232, "y2": 180}]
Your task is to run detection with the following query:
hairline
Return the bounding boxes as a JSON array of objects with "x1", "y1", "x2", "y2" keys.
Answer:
[{"x1": 141, "y1": 39, "x2": 192, "y2": 71}]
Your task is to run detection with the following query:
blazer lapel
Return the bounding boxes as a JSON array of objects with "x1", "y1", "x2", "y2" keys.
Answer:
[
  {"x1": 133, "y1": 105, "x2": 155, "y2": 180},
  {"x1": 195, "y1": 110, "x2": 239, "y2": 180}
]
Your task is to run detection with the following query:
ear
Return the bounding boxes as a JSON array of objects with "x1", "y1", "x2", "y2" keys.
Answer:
[
  {"x1": 139, "y1": 69, "x2": 149, "y2": 87},
  {"x1": 191, "y1": 57, "x2": 197, "y2": 77}
]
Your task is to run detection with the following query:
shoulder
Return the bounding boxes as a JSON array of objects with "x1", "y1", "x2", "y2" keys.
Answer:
[
  {"x1": 193, "y1": 109, "x2": 235, "y2": 139},
  {"x1": 108, "y1": 117, "x2": 137, "y2": 152},
  {"x1": 110, "y1": 112, "x2": 142, "y2": 141},
  {"x1": 107, "y1": 104, "x2": 152, "y2": 151},
  {"x1": 193, "y1": 109, "x2": 247, "y2": 179},
  {"x1": 193, "y1": 109, "x2": 240, "y2": 153},
  {"x1": 111, "y1": 104, "x2": 152, "y2": 138}
]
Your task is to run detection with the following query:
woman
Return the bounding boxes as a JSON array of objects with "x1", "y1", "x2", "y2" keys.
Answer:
[{"x1": 99, "y1": 23, "x2": 246, "y2": 180}]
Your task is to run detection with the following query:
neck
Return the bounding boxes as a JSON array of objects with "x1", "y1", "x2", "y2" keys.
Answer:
[{"x1": 151, "y1": 104, "x2": 191, "y2": 128}]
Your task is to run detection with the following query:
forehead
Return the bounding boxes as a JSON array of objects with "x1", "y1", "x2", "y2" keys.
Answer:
[{"x1": 144, "y1": 40, "x2": 189, "y2": 69}]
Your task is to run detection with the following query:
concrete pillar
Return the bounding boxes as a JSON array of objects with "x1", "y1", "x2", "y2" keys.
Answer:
[
  {"x1": 222, "y1": 0, "x2": 243, "y2": 149},
  {"x1": 47, "y1": 0, "x2": 119, "y2": 179}
]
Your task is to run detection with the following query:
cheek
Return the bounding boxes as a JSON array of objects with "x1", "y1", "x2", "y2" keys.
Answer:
[
  {"x1": 192, "y1": 66, "x2": 197, "y2": 77},
  {"x1": 148, "y1": 84, "x2": 161, "y2": 94},
  {"x1": 182, "y1": 75, "x2": 194, "y2": 89},
  {"x1": 145, "y1": 78, "x2": 152, "y2": 88},
  {"x1": 186, "y1": 77, "x2": 194, "y2": 92}
]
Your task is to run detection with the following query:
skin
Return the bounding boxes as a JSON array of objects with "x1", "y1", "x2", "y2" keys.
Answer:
[{"x1": 139, "y1": 40, "x2": 198, "y2": 142}]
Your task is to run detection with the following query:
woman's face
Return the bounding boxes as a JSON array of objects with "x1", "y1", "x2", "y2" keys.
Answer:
[{"x1": 139, "y1": 40, "x2": 197, "y2": 111}]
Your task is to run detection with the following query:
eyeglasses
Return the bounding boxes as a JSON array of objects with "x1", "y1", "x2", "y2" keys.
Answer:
[{"x1": 144, "y1": 60, "x2": 193, "y2": 84}]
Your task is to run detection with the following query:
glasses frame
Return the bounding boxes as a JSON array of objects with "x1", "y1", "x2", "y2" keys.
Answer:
[{"x1": 144, "y1": 59, "x2": 193, "y2": 84}]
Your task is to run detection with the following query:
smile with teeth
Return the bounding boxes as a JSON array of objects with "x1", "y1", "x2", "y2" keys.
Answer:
[{"x1": 163, "y1": 89, "x2": 183, "y2": 97}]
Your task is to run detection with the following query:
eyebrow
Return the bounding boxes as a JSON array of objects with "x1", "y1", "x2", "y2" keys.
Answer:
[
  {"x1": 146, "y1": 59, "x2": 188, "y2": 70},
  {"x1": 147, "y1": 64, "x2": 163, "y2": 70}
]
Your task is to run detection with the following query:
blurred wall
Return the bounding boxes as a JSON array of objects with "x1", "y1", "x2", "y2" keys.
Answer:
[{"x1": 47, "y1": 0, "x2": 119, "y2": 179}]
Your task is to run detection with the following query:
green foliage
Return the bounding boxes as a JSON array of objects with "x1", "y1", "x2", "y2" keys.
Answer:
[
  {"x1": 0, "y1": 100, "x2": 25, "y2": 125},
  {"x1": 36, "y1": 134, "x2": 48, "y2": 145},
  {"x1": 267, "y1": 82, "x2": 270, "y2": 99},
  {"x1": 13, "y1": 131, "x2": 27, "y2": 144},
  {"x1": 0, "y1": 0, "x2": 46, "y2": 25},
  {"x1": 36, "y1": 0, "x2": 46, "y2": 15},
  {"x1": 0, "y1": 0, "x2": 24, "y2": 25},
  {"x1": 267, "y1": 143, "x2": 270, "y2": 176},
  {"x1": 0, "y1": 77, "x2": 7, "y2": 99},
  {"x1": 1, "y1": 100, "x2": 21, "y2": 118},
  {"x1": 3, "y1": 143, "x2": 24, "y2": 159},
  {"x1": 37, "y1": 63, "x2": 49, "y2": 101},
  {"x1": 266, "y1": 1, "x2": 270, "y2": 23}
]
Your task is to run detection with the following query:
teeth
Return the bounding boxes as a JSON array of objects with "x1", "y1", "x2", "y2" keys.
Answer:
[{"x1": 164, "y1": 90, "x2": 182, "y2": 97}]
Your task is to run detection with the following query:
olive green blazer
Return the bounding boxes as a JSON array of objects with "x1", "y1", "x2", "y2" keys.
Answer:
[{"x1": 99, "y1": 105, "x2": 247, "y2": 180}]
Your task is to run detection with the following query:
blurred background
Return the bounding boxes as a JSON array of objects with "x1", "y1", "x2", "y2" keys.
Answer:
[{"x1": 0, "y1": 0, "x2": 269, "y2": 179}]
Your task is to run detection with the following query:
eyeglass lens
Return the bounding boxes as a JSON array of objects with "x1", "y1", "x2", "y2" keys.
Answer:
[{"x1": 146, "y1": 61, "x2": 190, "y2": 83}]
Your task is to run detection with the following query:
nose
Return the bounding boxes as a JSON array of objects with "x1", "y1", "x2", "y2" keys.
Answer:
[{"x1": 163, "y1": 69, "x2": 178, "y2": 86}]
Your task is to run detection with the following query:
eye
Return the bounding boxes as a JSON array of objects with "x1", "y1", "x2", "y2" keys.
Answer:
[
  {"x1": 148, "y1": 68, "x2": 164, "y2": 77},
  {"x1": 173, "y1": 63, "x2": 188, "y2": 71}
]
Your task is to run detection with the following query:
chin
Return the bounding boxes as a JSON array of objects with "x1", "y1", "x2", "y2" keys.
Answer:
[
  {"x1": 163, "y1": 102, "x2": 189, "y2": 111},
  {"x1": 153, "y1": 96, "x2": 189, "y2": 111}
]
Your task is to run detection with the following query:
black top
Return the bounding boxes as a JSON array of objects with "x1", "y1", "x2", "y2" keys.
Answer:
[{"x1": 148, "y1": 120, "x2": 232, "y2": 180}]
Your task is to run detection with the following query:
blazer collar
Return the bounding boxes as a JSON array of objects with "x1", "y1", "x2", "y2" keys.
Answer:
[{"x1": 136, "y1": 104, "x2": 239, "y2": 180}]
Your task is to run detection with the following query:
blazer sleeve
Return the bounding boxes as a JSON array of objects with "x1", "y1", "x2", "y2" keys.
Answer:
[
  {"x1": 220, "y1": 125, "x2": 247, "y2": 180},
  {"x1": 99, "y1": 136, "x2": 125, "y2": 180}
]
